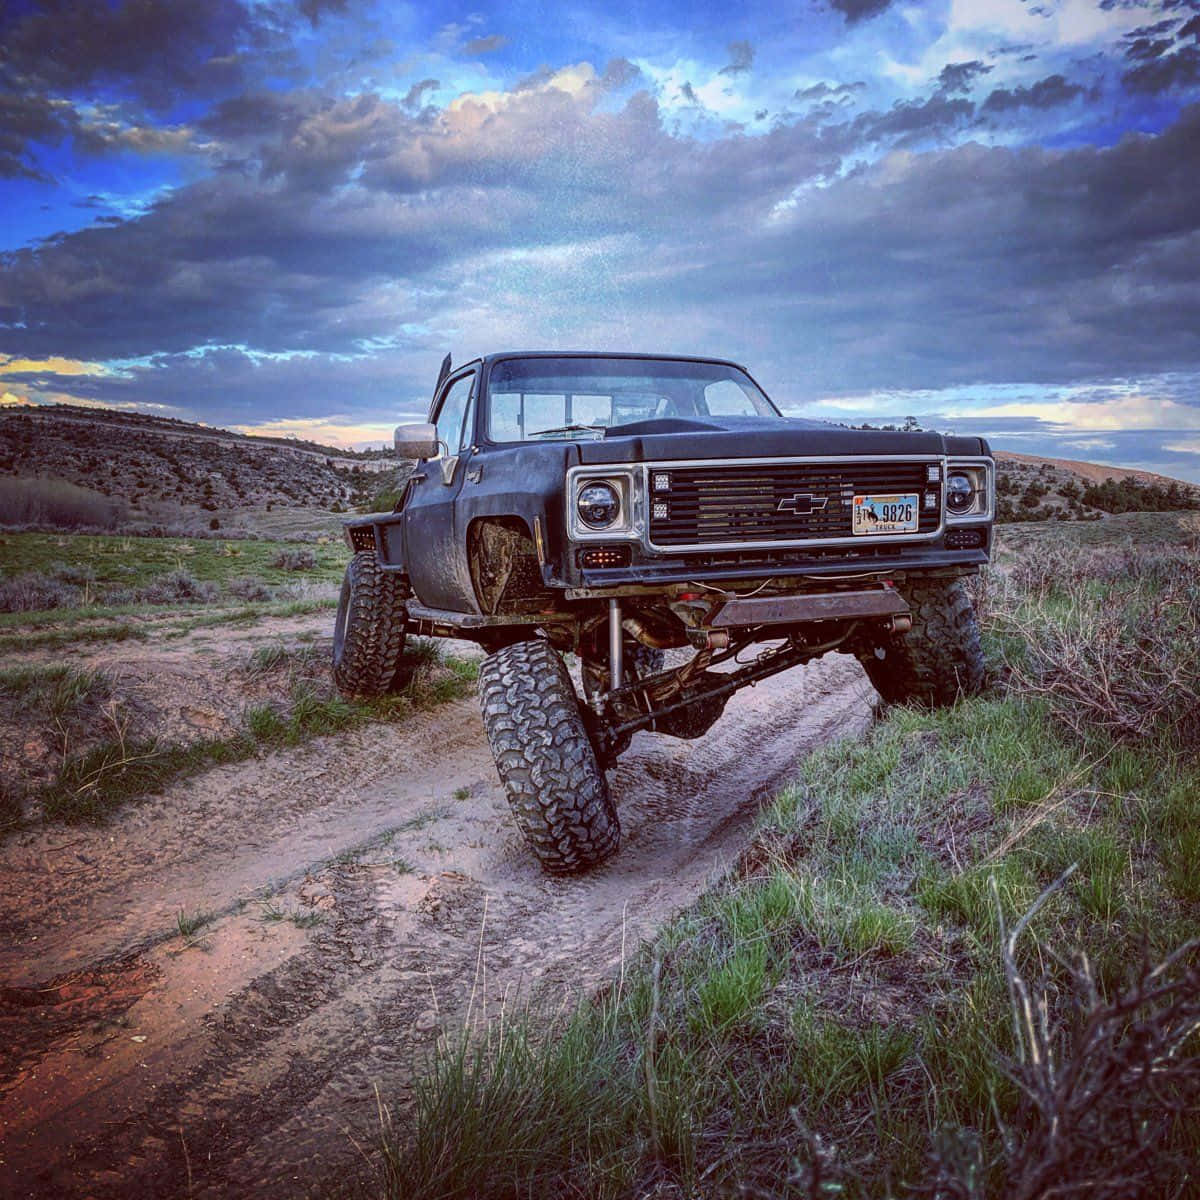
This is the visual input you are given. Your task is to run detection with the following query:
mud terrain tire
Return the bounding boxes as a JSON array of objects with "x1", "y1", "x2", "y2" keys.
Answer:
[
  {"x1": 479, "y1": 639, "x2": 619, "y2": 874},
  {"x1": 858, "y1": 578, "x2": 984, "y2": 707},
  {"x1": 332, "y1": 551, "x2": 409, "y2": 699}
]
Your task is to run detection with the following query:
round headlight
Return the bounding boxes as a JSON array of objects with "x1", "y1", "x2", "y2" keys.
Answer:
[
  {"x1": 577, "y1": 481, "x2": 621, "y2": 528},
  {"x1": 946, "y1": 473, "x2": 975, "y2": 513}
]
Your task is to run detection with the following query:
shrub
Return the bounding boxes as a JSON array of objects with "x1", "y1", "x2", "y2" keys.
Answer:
[
  {"x1": 1081, "y1": 475, "x2": 1200, "y2": 514},
  {"x1": 227, "y1": 575, "x2": 274, "y2": 601},
  {"x1": 271, "y1": 548, "x2": 316, "y2": 571},
  {"x1": 0, "y1": 476, "x2": 127, "y2": 530},
  {"x1": 0, "y1": 571, "x2": 80, "y2": 612},
  {"x1": 137, "y1": 569, "x2": 220, "y2": 605},
  {"x1": 994, "y1": 548, "x2": 1200, "y2": 749}
]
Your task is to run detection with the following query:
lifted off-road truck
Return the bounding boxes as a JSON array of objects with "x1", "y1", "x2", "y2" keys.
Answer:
[{"x1": 333, "y1": 352, "x2": 994, "y2": 873}]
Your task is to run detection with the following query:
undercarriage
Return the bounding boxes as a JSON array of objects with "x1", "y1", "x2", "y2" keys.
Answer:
[{"x1": 569, "y1": 580, "x2": 915, "y2": 762}]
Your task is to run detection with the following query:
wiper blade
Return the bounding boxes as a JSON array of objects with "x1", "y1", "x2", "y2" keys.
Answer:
[{"x1": 528, "y1": 423, "x2": 606, "y2": 438}]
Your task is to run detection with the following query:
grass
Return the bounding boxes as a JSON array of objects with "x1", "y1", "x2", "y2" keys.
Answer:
[
  {"x1": 0, "y1": 595, "x2": 338, "y2": 653},
  {"x1": 381, "y1": 523, "x2": 1200, "y2": 1199},
  {"x1": 24, "y1": 640, "x2": 478, "y2": 828},
  {"x1": 0, "y1": 530, "x2": 348, "y2": 630},
  {"x1": 0, "y1": 663, "x2": 116, "y2": 828},
  {"x1": 0, "y1": 530, "x2": 348, "y2": 593},
  {"x1": 176, "y1": 908, "x2": 215, "y2": 938},
  {"x1": 0, "y1": 662, "x2": 112, "y2": 719}
]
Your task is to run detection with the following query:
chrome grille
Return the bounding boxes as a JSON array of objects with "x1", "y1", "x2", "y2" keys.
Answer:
[{"x1": 647, "y1": 459, "x2": 939, "y2": 548}]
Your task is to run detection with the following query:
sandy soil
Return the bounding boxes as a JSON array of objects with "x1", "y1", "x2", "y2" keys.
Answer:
[{"x1": 0, "y1": 614, "x2": 876, "y2": 1199}]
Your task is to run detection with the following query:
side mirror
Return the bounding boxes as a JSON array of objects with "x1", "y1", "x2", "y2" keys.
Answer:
[{"x1": 394, "y1": 422, "x2": 439, "y2": 460}]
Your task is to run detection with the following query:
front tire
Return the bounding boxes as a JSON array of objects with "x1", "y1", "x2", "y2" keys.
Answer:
[
  {"x1": 858, "y1": 578, "x2": 985, "y2": 707},
  {"x1": 332, "y1": 551, "x2": 409, "y2": 699},
  {"x1": 479, "y1": 639, "x2": 619, "y2": 874}
]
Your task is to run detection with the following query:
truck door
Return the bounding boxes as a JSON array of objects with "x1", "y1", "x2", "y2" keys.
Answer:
[{"x1": 403, "y1": 368, "x2": 480, "y2": 612}]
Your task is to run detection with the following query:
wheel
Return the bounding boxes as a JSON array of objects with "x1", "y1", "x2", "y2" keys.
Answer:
[
  {"x1": 858, "y1": 578, "x2": 985, "y2": 707},
  {"x1": 478, "y1": 639, "x2": 619, "y2": 874},
  {"x1": 331, "y1": 551, "x2": 409, "y2": 699}
]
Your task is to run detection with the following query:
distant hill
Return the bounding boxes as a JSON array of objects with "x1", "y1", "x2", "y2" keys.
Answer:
[
  {"x1": 995, "y1": 450, "x2": 1190, "y2": 489},
  {"x1": 993, "y1": 451, "x2": 1200, "y2": 523},
  {"x1": 0, "y1": 402, "x2": 405, "y2": 538},
  {"x1": 2, "y1": 402, "x2": 1197, "y2": 536}
]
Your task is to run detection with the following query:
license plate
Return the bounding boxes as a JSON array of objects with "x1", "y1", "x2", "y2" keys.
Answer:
[{"x1": 852, "y1": 493, "x2": 919, "y2": 535}]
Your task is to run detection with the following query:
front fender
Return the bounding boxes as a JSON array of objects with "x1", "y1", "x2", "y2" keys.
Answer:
[{"x1": 342, "y1": 510, "x2": 407, "y2": 570}]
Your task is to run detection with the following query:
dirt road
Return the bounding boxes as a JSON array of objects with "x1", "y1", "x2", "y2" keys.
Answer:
[{"x1": 0, "y1": 616, "x2": 876, "y2": 1199}]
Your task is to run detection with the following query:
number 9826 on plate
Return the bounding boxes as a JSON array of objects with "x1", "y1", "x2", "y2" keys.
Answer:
[{"x1": 852, "y1": 493, "x2": 919, "y2": 535}]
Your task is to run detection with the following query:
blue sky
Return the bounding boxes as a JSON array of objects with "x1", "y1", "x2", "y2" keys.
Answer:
[{"x1": 2, "y1": 0, "x2": 1200, "y2": 478}]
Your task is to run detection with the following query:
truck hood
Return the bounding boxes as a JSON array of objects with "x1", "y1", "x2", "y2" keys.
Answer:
[{"x1": 574, "y1": 416, "x2": 987, "y2": 464}]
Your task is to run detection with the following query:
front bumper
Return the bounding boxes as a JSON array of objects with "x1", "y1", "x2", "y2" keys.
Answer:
[{"x1": 556, "y1": 539, "x2": 990, "y2": 594}]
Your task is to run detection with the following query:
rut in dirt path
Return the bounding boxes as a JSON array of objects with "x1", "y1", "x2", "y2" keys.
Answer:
[{"x1": 0, "y1": 648, "x2": 875, "y2": 1200}]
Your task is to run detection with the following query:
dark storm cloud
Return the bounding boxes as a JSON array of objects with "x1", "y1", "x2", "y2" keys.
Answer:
[
  {"x1": 200, "y1": 91, "x2": 318, "y2": 141},
  {"x1": 828, "y1": 0, "x2": 893, "y2": 25},
  {"x1": 742, "y1": 104, "x2": 1200, "y2": 393},
  {"x1": 26, "y1": 344, "x2": 431, "y2": 427},
  {"x1": 0, "y1": 0, "x2": 320, "y2": 182},
  {"x1": 602, "y1": 59, "x2": 642, "y2": 88},
  {"x1": 0, "y1": 82, "x2": 843, "y2": 362},
  {"x1": 0, "y1": 0, "x2": 255, "y2": 110},
  {"x1": 851, "y1": 94, "x2": 973, "y2": 145},
  {"x1": 981, "y1": 73, "x2": 1089, "y2": 113},
  {"x1": 0, "y1": 168, "x2": 461, "y2": 358},
  {"x1": 0, "y1": 93, "x2": 73, "y2": 180},
  {"x1": 792, "y1": 81, "x2": 868, "y2": 112},
  {"x1": 401, "y1": 79, "x2": 441, "y2": 110},
  {"x1": 1125, "y1": 36, "x2": 1176, "y2": 60},
  {"x1": 296, "y1": 0, "x2": 352, "y2": 26},
  {"x1": 5, "y1": 55, "x2": 1200, "y2": 414},
  {"x1": 719, "y1": 42, "x2": 755, "y2": 75},
  {"x1": 991, "y1": 43, "x2": 1038, "y2": 59},
  {"x1": 1123, "y1": 44, "x2": 1200, "y2": 93},
  {"x1": 463, "y1": 34, "x2": 509, "y2": 55},
  {"x1": 1127, "y1": 19, "x2": 1183, "y2": 39},
  {"x1": 256, "y1": 92, "x2": 407, "y2": 190},
  {"x1": 936, "y1": 61, "x2": 993, "y2": 95}
]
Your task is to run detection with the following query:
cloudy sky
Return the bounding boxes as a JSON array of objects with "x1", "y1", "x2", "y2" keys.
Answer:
[{"x1": 2, "y1": 0, "x2": 1200, "y2": 478}]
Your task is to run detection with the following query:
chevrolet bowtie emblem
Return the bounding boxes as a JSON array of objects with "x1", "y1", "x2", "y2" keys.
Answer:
[{"x1": 776, "y1": 493, "x2": 829, "y2": 515}]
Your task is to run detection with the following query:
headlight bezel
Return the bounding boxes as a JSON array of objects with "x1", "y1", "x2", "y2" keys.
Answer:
[
  {"x1": 943, "y1": 457, "x2": 994, "y2": 523},
  {"x1": 565, "y1": 466, "x2": 641, "y2": 541}
]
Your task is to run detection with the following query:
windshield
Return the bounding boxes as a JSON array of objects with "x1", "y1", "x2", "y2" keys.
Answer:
[{"x1": 485, "y1": 356, "x2": 782, "y2": 442}]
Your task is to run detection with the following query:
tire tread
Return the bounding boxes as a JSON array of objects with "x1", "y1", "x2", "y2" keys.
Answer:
[
  {"x1": 859, "y1": 578, "x2": 985, "y2": 707},
  {"x1": 478, "y1": 640, "x2": 619, "y2": 873}
]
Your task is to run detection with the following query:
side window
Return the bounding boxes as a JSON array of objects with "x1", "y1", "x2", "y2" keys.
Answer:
[
  {"x1": 703, "y1": 379, "x2": 757, "y2": 416},
  {"x1": 433, "y1": 373, "x2": 475, "y2": 457}
]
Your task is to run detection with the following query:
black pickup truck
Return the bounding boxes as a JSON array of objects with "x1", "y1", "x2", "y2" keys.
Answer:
[{"x1": 333, "y1": 351, "x2": 994, "y2": 872}]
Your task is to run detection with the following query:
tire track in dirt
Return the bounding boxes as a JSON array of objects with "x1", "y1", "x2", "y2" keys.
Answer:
[{"x1": 0, "y1": 637, "x2": 876, "y2": 1200}]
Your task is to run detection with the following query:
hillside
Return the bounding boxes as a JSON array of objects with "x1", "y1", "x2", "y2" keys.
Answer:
[
  {"x1": 993, "y1": 450, "x2": 1200, "y2": 522},
  {"x1": 2, "y1": 403, "x2": 1198, "y2": 537},
  {"x1": 0, "y1": 403, "x2": 406, "y2": 538}
]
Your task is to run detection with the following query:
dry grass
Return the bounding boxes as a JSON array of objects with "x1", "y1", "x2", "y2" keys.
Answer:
[
  {"x1": 0, "y1": 476, "x2": 128, "y2": 530},
  {"x1": 985, "y1": 541, "x2": 1200, "y2": 749},
  {"x1": 381, "y1": 526, "x2": 1200, "y2": 1200},
  {"x1": 989, "y1": 874, "x2": 1200, "y2": 1200}
]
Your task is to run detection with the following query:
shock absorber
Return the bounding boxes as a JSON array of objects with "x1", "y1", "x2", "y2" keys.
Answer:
[{"x1": 609, "y1": 597, "x2": 623, "y2": 692}]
